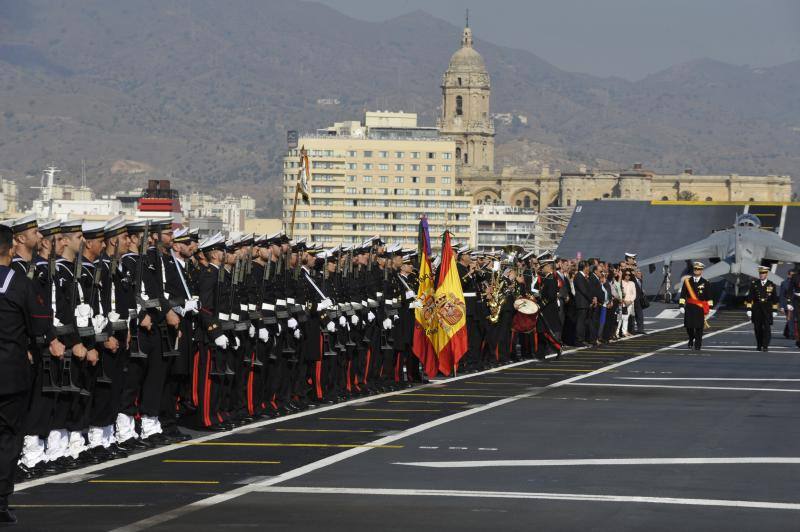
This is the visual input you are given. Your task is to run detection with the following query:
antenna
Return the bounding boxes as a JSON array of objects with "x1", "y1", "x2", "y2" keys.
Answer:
[
  {"x1": 81, "y1": 159, "x2": 87, "y2": 189},
  {"x1": 466, "y1": 8, "x2": 469, "y2": 28}
]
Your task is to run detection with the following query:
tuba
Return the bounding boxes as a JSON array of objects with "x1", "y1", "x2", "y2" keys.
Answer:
[{"x1": 486, "y1": 268, "x2": 512, "y2": 324}]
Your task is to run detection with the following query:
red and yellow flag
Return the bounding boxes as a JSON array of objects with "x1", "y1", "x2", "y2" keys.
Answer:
[
  {"x1": 413, "y1": 217, "x2": 438, "y2": 378},
  {"x1": 433, "y1": 231, "x2": 468, "y2": 375}
]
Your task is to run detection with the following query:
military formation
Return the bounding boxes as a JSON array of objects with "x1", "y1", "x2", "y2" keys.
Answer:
[{"x1": 0, "y1": 212, "x2": 793, "y2": 527}]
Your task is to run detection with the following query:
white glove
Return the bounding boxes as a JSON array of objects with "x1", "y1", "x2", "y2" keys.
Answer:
[
  {"x1": 788, "y1": 304, "x2": 794, "y2": 312},
  {"x1": 92, "y1": 315, "x2": 108, "y2": 335},
  {"x1": 393, "y1": 314, "x2": 400, "y2": 321},
  {"x1": 233, "y1": 337, "x2": 241, "y2": 351},
  {"x1": 287, "y1": 318, "x2": 298, "y2": 329},
  {"x1": 339, "y1": 316, "x2": 347, "y2": 327},
  {"x1": 746, "y1": 310, "x2": 752, "y2": 318},
  {"x1": 214, "y1": 335, "x2": 229, "y2": 350},
  {"x1": 382, "y1": 318, "x2": 393, "y2": 330},
  {"x1": 258, "y1": 328, "x2": 269, "y2": 342},
  {"x1": 326, "y1": 321, "x2": 336, "y2": 333},
  {"x1": 409, "y1": 300, "x2": 422, "y2": 309},
  {"x1": 75, "y1": 304, "x2": 92, "y2": 328},
  {"x1": 318, "y1": 298, "x2": 333, "y2": 311},
  {"x1": 367, "y1": 311, "x2": 376, "y2": 322},
  {"x1": 679, "y1": 307, "x2": 685, "y2": 314},
  {"x1": 108, "y1": 311, "x2": 120, "y2": 323},
  {"x1": 351, "y1": 315, "x2": 359, "y2": 325},
  {"x1": 405, "y1": 290, "x2": 415, "y2": 299},
  {"x1": 293, "y1": 329, "x2": 301, "y2": 339},
  {"x1": 248, "y1": 324, "x2": 256, "y2": 338},
  {"x1": 277, "y1": 323, "x2": 282, "y2": 335},
  {"x1": 183, "y1": 299, "x2": 200, "y2": 314},
  {"x1": 772, "y1": 311, "x2": 777, "y2": 318}
]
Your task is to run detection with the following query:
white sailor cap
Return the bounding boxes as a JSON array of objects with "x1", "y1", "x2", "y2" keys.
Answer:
[
  {"x1": 199, "y1": 232, "x2": 226, "y2": 252},
  {"x1": 81, "y1": 220, "x2": 106, "y2": 240},
  {"x1": 11, "y1": 213, "x2": 38, "y2": 234},
  {"x1": 692, "y1": 261, "x2": 705, "y2": 269},
  {"x1": 625, "y1": 252, "x2": 637, "y2": 259}
]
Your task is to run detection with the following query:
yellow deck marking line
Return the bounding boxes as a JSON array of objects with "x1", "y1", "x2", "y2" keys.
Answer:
[
  {"x1": 89, "y1": 480, "x2": 219, "y2": 485},
  {"x1": 355, "y1": 408, "x2": 441, "y2": 413},
  {"x1": 275, "y1": 429, "x2": 375, "y2": 433},
  {"x1": 181, "y1": 442, "x2": 403, "y2": 449},
  {"x1": 320, "y1": 417, "x2": 409, "y2": 422},
  {"x1": 388, "y1": 400, "x2": 468, "y2": 405},
  {"x1": 463, "y1": 382, "x2": 534, "y2": 386},
  {"x1": 403, "y1": 393, "x2": 511, "y2": 398},
  {"x1": 14, "y1": 504, "x2": 147, "y2": 508},
  {"x1": 503, "y1": 368, "x2": 594, "y2": 372},
  {"x1": 162, "y1": 460, "x2": 281, "y2": 465}
]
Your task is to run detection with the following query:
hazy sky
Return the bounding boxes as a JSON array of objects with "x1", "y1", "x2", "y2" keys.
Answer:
[{"x1": 314, "y1": 0, "x2": 800, "y2": 80}]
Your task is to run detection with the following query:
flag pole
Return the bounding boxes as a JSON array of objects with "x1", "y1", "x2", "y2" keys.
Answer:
[{"x1": 289, "y1": 182, "x2": 300, "y2": 240}]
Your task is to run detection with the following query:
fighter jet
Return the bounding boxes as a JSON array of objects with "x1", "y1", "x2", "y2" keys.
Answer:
[{"x1": 638, "y1": 213, "x2": 800, "y2": 297}]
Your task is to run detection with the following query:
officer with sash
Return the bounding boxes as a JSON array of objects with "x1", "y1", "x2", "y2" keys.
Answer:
[{"x1": 678, "y1": 261, "x2": 713, "y2": 351}]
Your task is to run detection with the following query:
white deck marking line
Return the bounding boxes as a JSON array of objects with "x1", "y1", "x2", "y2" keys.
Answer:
[
  {"x1": 394, "y1": 457, "x2": 800, "y2": 468},
  {"x1": 254, "y1": 486, "x2": 800, "y2": 512},
  {"x1": 110, "y1": 320, "x2": 746, "y2": 532},
  {"x1": 618, "y1": 377, "x2": 800, "y2": 382},
  {"x1": 568, "y1": 383, "x2": 800, "y2": 393}
]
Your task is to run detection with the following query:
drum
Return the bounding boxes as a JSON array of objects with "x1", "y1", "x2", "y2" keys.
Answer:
[{"x1": 512, "y1": 297, "x2": 539, "y2": 333}]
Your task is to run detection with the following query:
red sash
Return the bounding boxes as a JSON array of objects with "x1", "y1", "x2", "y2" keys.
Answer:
[{"x1": 684, "y1": 278, "x2": 710, "y2": 315}]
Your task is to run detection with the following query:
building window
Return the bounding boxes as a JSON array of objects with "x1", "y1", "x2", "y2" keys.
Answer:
[
  {"x1": 378, "y1": 151, "x2": 388, "y2": 158},
  {"x1": 395, "y1": 176, "x2": 404, "y2": 183},
  {"x1": 363, "y1": 188, "x2": 373, "y2": 194},
  {"x1": 363, "y1": 163, "x2": 372, "y2": 170},
  {"x1": 705, "y1": 197, "x2": 713, "y2": 201},
  {"x1": 395, "y1": 164, "x2": 404, "y2": 171},
  {"x1": 455, "y1": 147, "x2": 461, "y2": 160},
  {"x1": 347, "y1": 163, "x2": 357, "y2": 170},
  {"x1": 395, "y1": 151, "x2": 404, "y2": 158},
  {"x1": 411, "y1": 164, "x2": 420, "y2": 171},
  {"x1": 426, "y1": 164, "x2": 436, "y2": 171},
  {"x1": 379, "y1": 176, "x2": 388, "y2": 183},
  {"x1": 347, "y1": 150, "x2": 357, "y2": 157},
  {"x1": 363, "y1": 150, "x2": 372, "y2": 157},
  {"x1": 345, "y1": 187, "x2": 356, "y2": 194},
  {"x1": 411, "y1": 176, "x2": 419, "y2": 183},
  {"x1": 457, "y1": 77, "x2": 462, "y2": 86},
  {"x1": 427, "y1": 152, "x2": 436, "y2": 159},
  {"x1": 440, "y1": 190, "x2": 451, "y2": 196},
  {"x1": 348, "y1": 175, "x2": 356, "y2": 182},
  {"x1": 426, "y1": 189, "x2": 436, "y2": 196},
  {"x1": 456, "y1": 95, "x2": 463, "y2": 116},
  {"x1": 464, "y1": 152, "x2": 468, "y2": 164},
  {"x1": 363, "y1": 175, "x2": 372, "y2": 182},
  {"x1": 378, "y1": 163, "x2": 389, "y2": 171},
  {"x1": 442, "y1": 152, "x2": 452, "y2": 160},
  {"x1": 523, "y1": 196, "x2": 531, "y2": 208},
  {"x1": 516, "y1": 200, "x2": 522, "y2": 206},
  {"x1": 442, "y1": 165, "x2": 452, "y2": 172},
  {"x1": 442, "y1": 177, "x2": 451, "y2": 184},
  {"x1": 411, "y1": 152, "x2": 420, "y2": 159},
  {"x1": 426, "y1": 176, "x2": 436, "y2": 184}
]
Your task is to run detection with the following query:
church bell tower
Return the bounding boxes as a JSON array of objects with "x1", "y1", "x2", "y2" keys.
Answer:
[{"x1": 438, "y1": 19, "x2": 495, "y2": 177}]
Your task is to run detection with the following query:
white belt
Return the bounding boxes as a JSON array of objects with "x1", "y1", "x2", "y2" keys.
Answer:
[{"x1": 463, "y1": 292, "x2": 477, "y2": 298}]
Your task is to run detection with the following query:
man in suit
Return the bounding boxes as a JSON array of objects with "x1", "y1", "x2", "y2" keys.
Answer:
[
  {"x1": 678, "y1": 262, "x2": 713, "y2": 351},
  {"x1": 746, "y1": 266, "x2": 779, "y2": 351},
  {"x1": 572, "y1": 261, "x2": 592, "y2": 347}
]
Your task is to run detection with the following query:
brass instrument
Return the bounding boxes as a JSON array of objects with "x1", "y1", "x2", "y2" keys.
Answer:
[{"x1": 486, "y1": 267, "x2": 513, "y2": 324}]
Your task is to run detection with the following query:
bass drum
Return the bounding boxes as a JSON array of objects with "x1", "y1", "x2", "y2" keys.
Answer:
[{"x1": 512, "y1": 297, "x2": 539, "y2": 334}]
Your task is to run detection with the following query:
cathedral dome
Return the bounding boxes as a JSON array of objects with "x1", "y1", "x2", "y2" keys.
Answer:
[{"x1": 446, "y1": 27, "x2": 487, "y2": 74}]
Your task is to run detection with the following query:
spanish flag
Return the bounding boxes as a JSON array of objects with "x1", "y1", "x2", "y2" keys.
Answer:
[
  {"x1": 433, "y1": 230, "x2": 468, "y2": 375},
  {"x1": 413, "y1": 217, "x2": 439, "y2": 378}
]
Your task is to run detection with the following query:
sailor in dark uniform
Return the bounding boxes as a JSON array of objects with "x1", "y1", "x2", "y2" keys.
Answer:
[
  {"x1": 745, "y1": 265, "x2": 779, "y2": 351},
  {"x1": 678, "y1": 262, "x2": 713, "y2": 351},
  {"x1": 0, "y1": 223, "x2": 55, "y2": 526}
]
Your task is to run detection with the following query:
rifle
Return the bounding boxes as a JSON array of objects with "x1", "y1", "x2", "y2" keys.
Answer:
[
  {"x1": 66, "y1": 240, "x2": 91, "y2": 396},
  {"x1": 40, "y1": 238, "x2": 60, "y2": 393},
  {"x1": 129, "y1": 220, "x2": 152, "y2": 359}
]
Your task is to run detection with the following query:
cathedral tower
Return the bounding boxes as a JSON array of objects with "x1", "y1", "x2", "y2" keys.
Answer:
[{"x1": 438, "y1": 23, "x2": 495, "y2": 176}]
